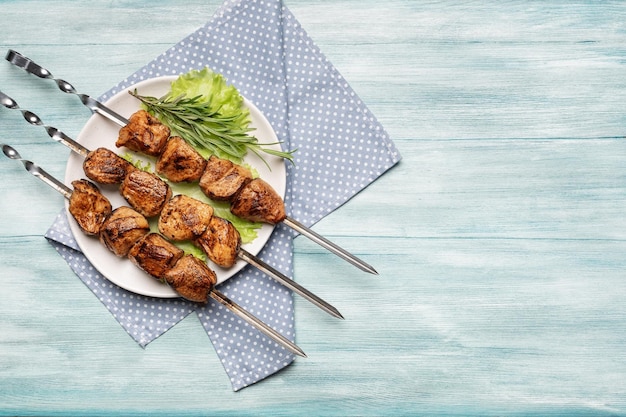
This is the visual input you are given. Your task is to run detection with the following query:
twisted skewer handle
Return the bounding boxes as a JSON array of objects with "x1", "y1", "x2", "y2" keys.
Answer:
[
  {"x1": 1, "y1": 144, "x2": 72, "y2": 199},
  {"x1": 5, "y1": 50, "x2": 130, "y2": 126},
  {"x1": 5, "y1": 49, "x2": 51, "y2": 78},
  {"x1": 0, "y1": 91, "x2": 90, "y2": 157}
]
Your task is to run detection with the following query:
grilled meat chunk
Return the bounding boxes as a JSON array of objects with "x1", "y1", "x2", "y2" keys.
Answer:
[
  {"x1": 120, "y1": 170, "x2": 172, "y2": 218},
  {"x1": 68, "y1": 179, "x2": 113, "y2": 236},
  {"x1": 128, "y1": 233, "x2": 184, "y2": 279},
  {"x1": 116, "y1": 110, "x2": 170, "y2": 156},
  {"x1": 230, "y1": 178, "x2": 286, "y2": 224},
  {"x1": 194, "y1": 216, "x2": 241, "y2": 268},
  {"x1": 199, "y1": 155, "x2": 253, "y2": 201},
  {"x1": 158, "y1": 195, "x2": 214, "y2": 241},
  {"x1": 156, "y1": 136, "x2": 207, "y2": 182},
  {"x1": 162, "y1": 254, "x2": 216, "y2": 303},
  {"x1": 99, "y1": 206, "x2": 150, "y2": 257},
  {"x1": 83, "y1": 147, "x2": 135, "y2": 184}
]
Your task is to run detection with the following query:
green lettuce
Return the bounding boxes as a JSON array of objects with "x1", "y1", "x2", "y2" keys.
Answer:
[
  {"x1": 167, "y1": 67, "x2": 250, "y2": 132},
  {"x1": 135, "y1": 66, "x2": 295, "y2": 165}
]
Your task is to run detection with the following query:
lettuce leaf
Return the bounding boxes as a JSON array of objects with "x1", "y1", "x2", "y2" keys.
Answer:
[{"x1": 167, "y1": 67, "x2": 250, "y2": 128}]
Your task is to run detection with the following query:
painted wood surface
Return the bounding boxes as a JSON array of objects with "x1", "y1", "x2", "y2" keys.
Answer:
[{"x1": 1, "y1": 0, "x2": 625, "y2": 415}]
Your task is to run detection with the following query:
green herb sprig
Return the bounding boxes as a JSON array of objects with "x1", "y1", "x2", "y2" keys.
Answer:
[{"x1": 130, "y1": 91, "x2": 295, "y2": 167}]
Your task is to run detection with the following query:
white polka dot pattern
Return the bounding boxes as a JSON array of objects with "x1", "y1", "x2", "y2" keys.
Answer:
[{"x1": 46, "y1": 0, "x2": 400, "y2": 391}]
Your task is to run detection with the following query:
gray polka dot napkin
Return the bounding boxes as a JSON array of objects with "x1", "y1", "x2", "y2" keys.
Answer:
[{"x1": 45, "y1": 0, "x2": 401, "y2": 391}]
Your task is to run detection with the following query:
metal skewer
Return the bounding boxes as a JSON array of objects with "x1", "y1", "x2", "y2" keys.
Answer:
[
  {"x1": 5, "y1": 50, "x2": 130, "y2": 127},
  {"x1": 1, "y1": 143, "x2": 306, "y2": 358},
  {"x1": 0, "y1": 92, "x2": 90, "y2": 157},
  {"x1": 0, "y1": 91, "x2": 343, "y2": 319},
  {"x1": 237, "y1": 249, "x2": 342, "y2": 318},
  {"x1": 282, "y1": 216, "x2": 377, "y2": 275},
  {"x1": 6, "y1": 49, "x2": 378, "y2": 275}
]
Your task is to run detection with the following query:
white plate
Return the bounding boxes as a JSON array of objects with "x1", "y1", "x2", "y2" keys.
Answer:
[{"x1": 64, "y1": 76, "x2": 286, "y2": 298}]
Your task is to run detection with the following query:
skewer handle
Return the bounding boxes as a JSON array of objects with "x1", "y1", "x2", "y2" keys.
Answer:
[
  {"x1": 25, "y1": 161, "x2": 73, "y2": 199},
  {"x1": 5, "y1": 50, "x2": 130, "y2": 127},
  {"x1": 283, "y1": 216, "x2": 379, "y2": 275},
  {"x1": 0, "y1": 90, "x2": 91, "y2": 158},
  {"x1": 209, "y1": 289, "x2": 306, "y2": 358},
  {"x1": 46, "y1": 126, "x2": 90, "y2": 157},
  {"x1": 1, "y1": 144, "x2": 72, "y2": 199},
  {"x1": 5, "y1": 49, "x2": 52, "y2": 78}
]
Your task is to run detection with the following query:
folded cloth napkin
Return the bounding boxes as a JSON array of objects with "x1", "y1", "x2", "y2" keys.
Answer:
[{"x1": 45, "y1": 0, "x2": 401, "y2": 391}]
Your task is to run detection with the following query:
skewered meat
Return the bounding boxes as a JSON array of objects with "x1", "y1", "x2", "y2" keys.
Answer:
[
  {"x1": 128, "y1": 232, "x2": 184, "y2": 279},
  {"x1": 83, "y1": 147, "x2": 135, "y2": 184},
  {"x1": 119, "y1": 170, "x2": 172, "y2": 217},
  {"x1": 158, "y1": 194, "x2": 214, "y2": 241},
  {"x1": 100, "y1": 206, "x2": 150, "y2": 257},
  {"x1": 112, "y1": 113, "x2": 290, "y2": 227},
  {"x1": 199, "y1": 155, "x2": 253, "y2": 201},
  {"x1": 156, "y1": 136, "x2": 207, "y2": 182},
  {"x1": 231, "y1": 178, "x2": 286, "y2": 224},
  {"x1": 116, "y1": 110, "x2": 170, "y2": 156},
  {"x1": 68, "y1": 179, "x2": 113, "y2": 236},
  {"x1": 162, "y1": 254, "x2": 216, "y2": 303},
  {"x1": 194, "y1": 216, "x2": 241, "y2": 268}
]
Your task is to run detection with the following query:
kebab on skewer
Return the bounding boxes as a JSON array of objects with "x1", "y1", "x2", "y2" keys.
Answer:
[
  {"x1": 0, "y1": 93, "x2": 341, "y2": 318},
  {"x1": 92, "y1": 145, "x2": 341, "y2": 317},
  {"x1": 2, "y1": 53, "x2": 377, "y2": 274},
  {"x1": 1, "y1": 143, "x2": 305, "y2": 357},
  {"x1": 155, "y1": 192, "x2": 339, "y2": 316},
  {"x1": 151, "y1": 189, "x2": 343, "y2": 317},
  {"x1": 158, "y1": 194, "x2": 237, "y2": 267},
  {"x1": 116, "y1": 110, "x2": 377, "y2": 274},
  {"x1": 83, "y1": 147, "x2": 172, "y2": 218},
  {"x1": 70, "y1": 182, "x2": 213, "y2": 304}
]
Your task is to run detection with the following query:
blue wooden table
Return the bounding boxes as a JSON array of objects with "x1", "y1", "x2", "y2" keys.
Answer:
[{"x1": 1, "y1": 1, "x2": 625, "y2": 415}]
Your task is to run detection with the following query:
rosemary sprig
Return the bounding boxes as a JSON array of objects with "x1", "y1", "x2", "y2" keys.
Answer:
[{"x1": 130, "y1": 90, "x2": 295, "y2": 167}]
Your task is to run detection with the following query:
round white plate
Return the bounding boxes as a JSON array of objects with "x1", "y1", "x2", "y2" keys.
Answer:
[{"x1": 64, "y1": 76, "x2": 286, "y2": 298}]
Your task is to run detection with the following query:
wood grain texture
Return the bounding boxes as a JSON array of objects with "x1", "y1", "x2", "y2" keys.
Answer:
[{"x1": 1, "y1": 0, "x2": 625, "y2": 415}]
